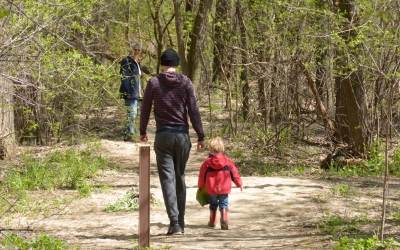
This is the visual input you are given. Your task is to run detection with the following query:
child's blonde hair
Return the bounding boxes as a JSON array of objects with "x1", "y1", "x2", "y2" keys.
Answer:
[{"x1": 209, "y1": 137, "x2": 225, "y2": 154}]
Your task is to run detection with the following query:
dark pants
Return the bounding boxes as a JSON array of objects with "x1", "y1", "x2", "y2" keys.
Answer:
[{"x1": 154, "y1": 131, "x2": 192, "y2": 223}]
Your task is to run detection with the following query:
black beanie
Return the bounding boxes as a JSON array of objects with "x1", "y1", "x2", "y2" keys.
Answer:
[{"x1": 161, "y1": 48, "x2": 180, "y2": 66}]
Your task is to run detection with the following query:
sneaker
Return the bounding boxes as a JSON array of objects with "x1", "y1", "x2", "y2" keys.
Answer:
[
  {"x1": 165, "y1": 223, "x2": 183, "y2": 236},
  {"x1": 178, "y1": 221, "x2": 185, "y2": 234}
]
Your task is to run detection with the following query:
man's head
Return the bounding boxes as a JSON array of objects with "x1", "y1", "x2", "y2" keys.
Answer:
[{"x1": 161, "y1": 48, "x2": 179, "y2": 67}]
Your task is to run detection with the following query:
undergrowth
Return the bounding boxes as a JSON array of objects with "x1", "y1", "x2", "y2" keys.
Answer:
[
  {"x1": 2, "y1": 142, "x2": 115, "y2": 196},
  {"x1": 334, "y1": 235, "x2": 399, "y2": 250},
  {"x1": 106, "y1": 187, "x2": 162, "y2": 212},
  {"x1": 229, "y1": 137, "x2": 400, "y2": 179},
  {"x1": 0, "y1": 141, "x2": 119, "y2": 216},
  {"x1": 0, "y1": 232, "x2": 78, "y2": 250},
  {"x1": 317, "y1": 212, "x2": 400, "y2": 249}
]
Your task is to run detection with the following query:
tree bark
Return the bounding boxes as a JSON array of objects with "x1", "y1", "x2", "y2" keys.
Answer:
[
  {"x1": 334, "y1": 0, "x2": 368, "y2": 155},
  {"x1": 299, "y1": 61, "x2": 335, "y2": 140},
  {"x1": 0, "y1": 75, "x2": 16, "y2": 160},
  {"x1": 187, "y1": 0, "x2": 213, "y2": 83},
  {"x1": 212, "y1": 0, "x2": 229, "y2": 84},
  {"x1": 173, "y1": 0, "x2": 188, "y2": 75},
  {"x1": 236, "y1": 0, "x2": 250, "y2": 120}
]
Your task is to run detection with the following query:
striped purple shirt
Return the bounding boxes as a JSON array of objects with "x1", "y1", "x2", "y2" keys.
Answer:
[{"x1": 139, "y1": 72, "x2": 205, "y2": 141}]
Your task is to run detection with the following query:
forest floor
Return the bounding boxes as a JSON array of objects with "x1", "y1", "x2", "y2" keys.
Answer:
[{"x1": 2, "y1": 106, "x2": 400, "y2": 249}]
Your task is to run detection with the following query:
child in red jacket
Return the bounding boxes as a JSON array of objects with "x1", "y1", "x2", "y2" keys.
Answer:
[{"x1": 198, "y1": 137, "x2": 243, "y2": 230}]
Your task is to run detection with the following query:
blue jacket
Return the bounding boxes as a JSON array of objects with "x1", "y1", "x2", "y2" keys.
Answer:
[{"x1": 119, "y1": 56, "x2": 141, "y2": 100}]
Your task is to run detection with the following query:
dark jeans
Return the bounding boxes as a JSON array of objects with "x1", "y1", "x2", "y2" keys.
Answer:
[{"x1": 154, "y1": 131, "x2": 192, "y2": 222}]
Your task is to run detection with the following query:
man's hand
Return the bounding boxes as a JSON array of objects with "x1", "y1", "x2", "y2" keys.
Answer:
[
  {"x1": 139, "y1": 135, "x2": 148, "y2": 142},
  {"x1": 197, "y1": 141, "x2": 206, "y2": 152}
]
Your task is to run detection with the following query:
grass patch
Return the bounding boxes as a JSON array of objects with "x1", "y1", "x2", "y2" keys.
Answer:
[
  {"x1": 331, "y1": 183, "x2": 356, "y2": 196},
  {"x1": 334, "y1": 235, "x2": 399, "y2": 250},
  {"x1": 318, "y1": 212, "x2": 374, "y2": 239},
  {"x1": 0, "y1": 232, "x2": 78, "y2": 250},
  {"x1": 0, "y1": 142, "x2": 119, "y2": 216},
  {"x1": 131, "y1": 240, "x2": 172, "y2": 250},
  {"x1": 106, "y1": 187, "x2": 162, "y2": 212},
  {"x1": 3, "y1": 144, "x2": 114, "y2": 196}
]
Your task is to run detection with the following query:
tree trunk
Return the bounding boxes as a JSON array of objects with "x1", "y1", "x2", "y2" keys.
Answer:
[
  {"x1": 236, "y1": 0, "x2": 250, "y2": 121},
  {"x1": 315, "y1": 0, "x2": 330, "y2": 107},
  {"x1": 173, "y1": 0, "x2": 188, "y2": 75},
  {"x1": 212, "y1": 0, "x2": 229, "y2": 84},
  {"x1": 299, "y1": 61, "x2": 335, "y2": 140},
  {"x1": 0, "y1": 75, "x2": 16, "y2": 160},
  {"x1": 334, "y1": 0, "x2": 368, "y2": 155},
  {"x1": 187, "y1": 0, "x2": 213, "y2": 84}
]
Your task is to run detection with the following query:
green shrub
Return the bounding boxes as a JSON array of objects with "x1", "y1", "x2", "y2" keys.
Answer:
[
  {"x1": 0, "y1": 232, "x2": 78, "y2": 250},
  {"x1": 335, "y1": 235, "x2": 399, "y2": 250},
  {"x1": 331, "y1": 183, "x2": 356, "y2": 196},
  {"x1": 318, "y1": 212, "x2": 364, "y2": 236},
  {"x1": 4, "y1": 146, "x2": 113, "y2": 197},
  {"x1": 106, "y1": 188, "x2": 162, "y2": 212}
]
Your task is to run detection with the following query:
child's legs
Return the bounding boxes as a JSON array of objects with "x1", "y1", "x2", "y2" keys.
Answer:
[
  {"x1": 218, "y1": 194, "x2": 229, "y2": 209},
  {"x1": 209, "y1": 194, "x2": 229, "y2": 210},
  {"x1": 209, "y1": 195, "x2": 219, "y2": 211}
]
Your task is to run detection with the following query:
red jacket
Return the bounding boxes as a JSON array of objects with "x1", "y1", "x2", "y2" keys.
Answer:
[{"x1": 198, "y1": 154, "x2": 243, "y2": 195}]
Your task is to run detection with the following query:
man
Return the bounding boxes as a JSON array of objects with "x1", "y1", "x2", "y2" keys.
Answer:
[
  {"x1": 119, "y1": 42, "x2": 142, "y2": 141},
  {"x1": 139, "y1": 48, "x2": 206, "y2": 235}
]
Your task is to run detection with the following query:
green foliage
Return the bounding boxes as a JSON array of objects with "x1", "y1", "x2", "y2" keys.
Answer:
[
  {"x1": 331, "y1": 183, "x2": 356, "y2": 196},
  {"x1": 324, "y1": 143, "x2": 400, "y2": 178},
  {"x1": 4, "y1": 0, "x2": 125, "y2": 143},
  {"x1": 392, "y1": 212, "x2": 400, "y2": 221},
  {"x1": 0, "y1": 232, "x2": 78, "y2": 250},
  {"x1": 319, "y1": 213, "x2": 344, "y2": 235},
  {"x1": 208, "y1": 102, "x2": 223, "y2": 113},
  {"x1": 131, "y1": 240, "x2": 172, "y2": 250},
  {"x1": 0, "y1": 8, "x2": 9, "y2": 19},
  {"x1": 334, "y1": 235, "x2": 399, "y2": 250},
  {"x1": 390, "y1": 148, "x2": 400, "y2": 176},
  {"x1": 3, "y1": 142, "x2": 115, "y2": 197},
  {"x1": 363, "y1": 140, "x2": 385, "y2": 175},
  {"x1": 318, "y1": 212, "x2": 364, "y2": 236},
  {"x1": 106, "y1": 188, "x2": 162, "y2": 212},
  {"x1": 294, "y1": 165, "x2": 306, "y2": 175}
]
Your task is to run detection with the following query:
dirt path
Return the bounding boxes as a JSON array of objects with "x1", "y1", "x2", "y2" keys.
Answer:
[
  {"x1": 3, "y1": 134, "x2": 398, "y2": 250},
  {"x1": 93, "y1": 138, "x2": 334, "y2": 250}
]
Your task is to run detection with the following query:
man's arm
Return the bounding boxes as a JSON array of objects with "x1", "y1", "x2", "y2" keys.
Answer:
[
  {"x1": 139, "y1": 78, "x2": 154, "y2": 137},
  {"x1": 197, "y1": 141, "x2": 205, "y2": 152},
  {"x1": 186, "y1": 83, "x2": 205, "y2": 145}
]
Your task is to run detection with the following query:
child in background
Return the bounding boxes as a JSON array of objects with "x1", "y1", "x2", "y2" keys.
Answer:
[{"x1": 197, "y1": 137, "x2": 243, "y2": 230}]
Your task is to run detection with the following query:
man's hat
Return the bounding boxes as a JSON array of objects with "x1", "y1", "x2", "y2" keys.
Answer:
[{"x1": 161, "y1": 48, "x2": 179, "y2": 66}]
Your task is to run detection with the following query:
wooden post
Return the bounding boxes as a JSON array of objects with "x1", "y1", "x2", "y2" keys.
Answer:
[{"x1": 139, "y1": 146, "x2": 150, "y2": 247}]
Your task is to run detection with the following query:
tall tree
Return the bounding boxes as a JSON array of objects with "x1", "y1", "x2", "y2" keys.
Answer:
[
  {"x1": 212, "y1": 0, "x2": 230, "y2": 85},
  {"x1": 315, "y1": 0, "x2": 334, "y2": 115},
  {"x1": 0, "y1": 5, "x2": 16, "y2": 159},
  {"x1": 186, "y1": 0, "x2": 213, "y2": 84},
  {"x1": 236, "y1": 0, "x2": 250, "y2": 121},
  {"x1": 0, "y1": 75, "x2": 16, "y2": 160},
  {"x1": 173, "y1": 0, "x2": 188, "y2": 74},
  {"x1": 334, "y1": 0, "x2": 368, "y2": 155},
  {"x1": 148, "y1": 0, "x2": 175, "y2": 74}
]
